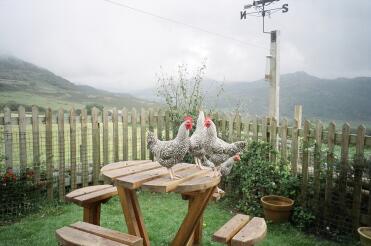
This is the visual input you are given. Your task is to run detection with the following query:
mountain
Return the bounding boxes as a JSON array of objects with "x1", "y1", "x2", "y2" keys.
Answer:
[
  {"x1": 135, "y1": 72, "x2": 371, "y2": 122},
  {"x1": 0, "y1": 56, "x2": 156, "y2": 110}
]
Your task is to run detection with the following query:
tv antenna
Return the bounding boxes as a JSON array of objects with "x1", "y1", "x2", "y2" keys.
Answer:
[{"x1": 240, "y1": 0, "x2": 288, "y2": 34}]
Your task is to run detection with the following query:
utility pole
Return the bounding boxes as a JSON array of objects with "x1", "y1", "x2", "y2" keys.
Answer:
[
  {"x1": 240, "y1": 0, "x2": 288, "y2": 122},
  {"x1": 268, "y1": 30, "x2": 280, "y2": 122}
]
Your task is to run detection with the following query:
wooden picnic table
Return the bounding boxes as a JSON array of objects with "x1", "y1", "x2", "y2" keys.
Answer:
[{"x1": 101, "y1": 160, "x2": 220, "y2": 246}]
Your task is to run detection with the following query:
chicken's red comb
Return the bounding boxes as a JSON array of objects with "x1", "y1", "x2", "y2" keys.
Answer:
[{"x1": 184, "y1": 116, "x2": 193, "y2": 121}]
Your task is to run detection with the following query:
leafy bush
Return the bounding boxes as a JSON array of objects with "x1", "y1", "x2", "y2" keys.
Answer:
[{"x1": 224, "y1": 141, "x2": 300, "y2": 216}]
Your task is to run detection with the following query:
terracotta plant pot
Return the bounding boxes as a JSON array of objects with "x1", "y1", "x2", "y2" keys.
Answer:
[
  {"x1": 261, "y1": 195, "x2": 294, "y2": 223},
  {"x1": 358, "y1": 227, "x2": 371, "y2": 246}
]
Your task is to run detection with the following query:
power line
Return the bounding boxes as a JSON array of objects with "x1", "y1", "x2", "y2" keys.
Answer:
[{"x1": 102, "y1": 0, "x2": 268, "y2": 50}]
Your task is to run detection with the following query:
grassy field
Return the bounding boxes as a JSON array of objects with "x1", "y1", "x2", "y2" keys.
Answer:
[{"x1": 0, "y1": 191, "x2": 354, "y2": 246}]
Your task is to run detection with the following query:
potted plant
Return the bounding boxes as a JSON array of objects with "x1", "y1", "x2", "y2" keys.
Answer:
[
  {"x1": 358, "y1": 227, "x2": 371, "y2": 246},
  {"x1": 261, "y1": 195, "x2": 294, "y2": 223}
]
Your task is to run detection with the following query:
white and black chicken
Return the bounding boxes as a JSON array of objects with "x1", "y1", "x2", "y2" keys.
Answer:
[
  {"x1": 147, "y1": 116, "x2": 193, "y2": 180},
  {"x1": 189, "y1": 111, "x2": 208, "y2": 169}
]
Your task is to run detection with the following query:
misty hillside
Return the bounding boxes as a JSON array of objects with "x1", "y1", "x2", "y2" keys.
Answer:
[
  {"x1": 135, "y1": 72, "x2": 371, "y2": 122},
  {"x1": 0, "y1": 56, "x2": 155, "y2": 110}
]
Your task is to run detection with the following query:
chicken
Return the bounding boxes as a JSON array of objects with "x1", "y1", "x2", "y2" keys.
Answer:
[
  {"x1": 147, "y1": 116, "x2": 193, "y2": 179},
  {"x1": 203, "y1": 117, "x2": 246, "y2": 174},
  {"x1": 219, "y1": 154, "x2": 241, "y2": 176},
  {"x1": 190, "y1": 111, "x2": 208, "y2": 169}
]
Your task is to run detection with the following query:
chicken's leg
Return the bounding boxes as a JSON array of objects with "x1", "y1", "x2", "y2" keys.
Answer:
[{"x1": 168, "y1": 167, "x2": 182, "y2": 180}]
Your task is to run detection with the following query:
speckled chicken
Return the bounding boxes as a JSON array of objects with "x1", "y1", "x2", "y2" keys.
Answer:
[
  {"x1": 147, "y1": 116, "x2": 193, "y2": 179},
  {"x1": 190, "y1": 111, "x2": 208, "y2": 169},
  {"x1": 219, "y1": 154, "x2": 241, "y2": 176},
  {"x1": 203, "y1": 117, "x2": 246, "y2": 168}
]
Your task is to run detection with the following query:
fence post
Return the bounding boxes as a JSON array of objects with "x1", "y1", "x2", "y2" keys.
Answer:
[
  {"x1": 324, "y1": 122, "x2": 335, "y2": 220},
  {"x1": 314, "y1": 120, "x2": 323, "y2": 214},
  {"x1": 81, "y1": 109, "x2": 88, "y2": 187},
  {"x1": 103, "y1": 108, "x2": 109, "y2": 164},
  {"x1": 236, "y1": 113, "x2": 242, "y2": 140},
  {"x1": 280, "y1": 118, "x2": 288, "y2": 165},
  {"x1": 253, "y1": 117, "x2": 258, "y2": 141},
  {"x1": 165, "y1": 110, "x2": 170, "y2": 140},
  {"x1": 122, "y1": 107, "x2": 128, "y2": 161},
  {"x1": 157, "y1": 109, "x2": 163, "y2": 141},
  {"x1": 270, "y1": 117, "x2": 277, "y2": 162},
  {"x1": 352, "y1": 125, "x2": 366, "y2": 229},
  {"x1": 18, "y1": 106, "x2": 27, "y2": 174},
  {"x1": 301, "y1": 120, "x2": 310, "y2": 207},
  {"x1": 221, "y1": 114, "x2": 227, "y2": 140},
  {"x1": 261, "y1": 117, "x2": 268, "y2": 142},
  {"x1": 112, "y1": 108, "x2": 119, "y2": 162},
  {"x1": 69, "y1": 108, "x2": 77, "y2": 190},
  {"x1": 4, "y1": 107, "x2": 12, "y2": 168},
  {"x1": 140, "y1": 108, "x2": 146, "y2": 160},
  {"x1": 32, "y1": 106, "x2": 40, "y2": 182},
  {"x1": 339, "y1": 123, "x2": 350, "y2": 218},
  {"x1": 58, "y1": 108, "x2": 65, "y2": 201},
  {"x1": 131, "y1": 108, "x2": 137, "y2": 160},
  {"x1": 228, "y1": 114, "x2": 234, "y2": 142},
  {"x1": 294, "y1": 105, "x2": 302, "y2": 129},
  {"x1": 148, "y1": 108, "x2": 154, "y2": 160},
  {"x1": 290, "y1": 119, "x2": 298, "y2": 175},
  {"x1": 45, "y1": 108, "x2": 53, "y2": 200},
  {"x1": 92, "y1": 107, "x2": 100, "y2": 185}
]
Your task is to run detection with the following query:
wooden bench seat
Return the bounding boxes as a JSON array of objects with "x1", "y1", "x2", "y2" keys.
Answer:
[
  {"x1": 213, "y1": 214, "x2": 267, "y2": 246},
  {"x1": 56, "y1": 221, "x2": 143, "y2": 246},
  {"x1": 65, "y1": 185, "x2": 118, "y2": 225}
]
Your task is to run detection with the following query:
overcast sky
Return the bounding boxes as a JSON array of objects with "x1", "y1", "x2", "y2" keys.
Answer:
[{"x1": 0, "y1": 0, "x2": 370, "y2": 92}]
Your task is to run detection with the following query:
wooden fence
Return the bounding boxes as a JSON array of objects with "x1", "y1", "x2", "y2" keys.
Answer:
[{"x1": 1, "y1": 106, "x2": 371, "y2": 231}]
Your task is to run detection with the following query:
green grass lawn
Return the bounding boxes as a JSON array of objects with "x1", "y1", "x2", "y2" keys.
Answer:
[{"x1": 0, "y1": 191, "x2": 352, "y2": 246}]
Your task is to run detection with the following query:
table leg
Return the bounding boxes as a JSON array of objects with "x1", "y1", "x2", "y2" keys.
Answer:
[
  {"x1": 83, "y1": 204, "x2": 101, "y2": 225},
  {"x1": 172, "y1": 187, "x2": 215, "y2": 246},
  {"x1": 117, "y1": 186, "x2": 150, "y2": 246},
  {"x1": 186, "y1": 197, "x2": 203, "y2": 246}
]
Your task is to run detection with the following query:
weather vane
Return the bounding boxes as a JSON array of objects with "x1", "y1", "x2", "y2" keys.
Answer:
[{"x1": 240, "y1": 0, "x2": 288, "y2": 34}]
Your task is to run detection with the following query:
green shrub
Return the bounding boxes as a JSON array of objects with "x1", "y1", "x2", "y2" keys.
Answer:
[{"x1": 224, "y1": 141, "x2": 300, "y2": 216}]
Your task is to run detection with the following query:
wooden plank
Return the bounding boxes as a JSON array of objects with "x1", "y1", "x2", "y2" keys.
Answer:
[
  {"x1": 213, "y1": 214, "x2": 250, "y2": 244},
  {"x1": 261, "y1": 117, "x2": 268, "y2": 142},
  {"x1": 103, "y1": 162, "x2": 162, "y2": 181},
  {"x1": 148, "y1": 108, "x2": 154, "y2": 160},
  {"x1": 131, "y1": 108, "x2": 137, "y2": 160},
  {"x1": 270, "y1": 117, "x2": 277, "y2": 162},
  {"x1": 157, "y1": 109, "x2": 163, "y2": 140},
  {"x1": 252, "y1": 117, "x2": 258, "y2": 141},
  {"x1": 117, "y1": 164, "x2": 191, "y2": 189},
  {"x1": 301, "y1": 120, "x2": 310, "y2": 206},
  {"x1": 313, "y1": 120, "x2": 323, "y2": 213},
  {"x1": 69, "y1": 108, "x2": 77, "y2": 190},
  {"x1": 122, "y1": 107, "x2": 129, "y2": 161},
  {"x1": 352, "y1": 125, "x2": 366, "y2": 229},
  {"x1": 18, "y1": 106, "x2": 27, "y2": 173},
  {"x1": 3, "y1": 107, "x2": 12, "y2": 168},
  {"x1": 140, "y1": 108, "x2": 146, "y2": 160},
  {"x1": 101, "y1": 160, "x2": 152, "y2": 172},
  {"x1": 56, "y1": 226, "x2": 125, "y2": 246},
  {"x1": 165, "y1": 110, "x2": 170, "y2": 140},
  {"x1": 231, "y1": 217, "x2": 267, "y2": 246},
  {"x1": 174, "y1": 173, "x2": 221, "y2": 193},
  {"x1": 66, "y1": 185, "x2": 114, "y2": 199},
  {"x1": 221, "y1": 114, "x2": 227, "y2": 140},
  {"x1": 142, "y1": 167, "x2": 210, "y2": 192},
  {"x1": 171, "y1": 187, "x2": 214, "y2": 246},
  {"x1": 81, "y1": 108, "x2": 88, "y2": 187},
  {"x1": 294, "y1": 104, "x2": 302, "y2": 129},
  {"x1": 236, "y1": 113, "x2": 241, "y2": 140},
  {"x1": 92, "y1": 107, "x2": 100, "y2": 185},
  {"x1": 58, "y1": 108, "x2": 65, "y2": 201},
  {"x1": 103, "y1": 108, "x2": 109, "y2": 164},
  {"x1": 338, "y1": 123, "x2": 350, "y2": 217},
  {"x1": 117, "y1": 187, "x2": 150, "y2": 246},
  {"x1": 113, "y1": 108, "x2": 119, "y2": 162},
  {"x1": 280, "y1": 118, "x2": 288, "y2": 165},
  {"x1": 45, "y1": 108, "x2": 53, "y2": 200},
  {"x1": 32, "y1": 106, "x2": 40, "y2": 182},
  {"x1": 70, "y1": 221, "x2": 143, "y2": 246},
  {"x1": 228, "y1": 114, "x2": 234, "y2": 142},
  {"x1": 324, "y1": 122, "x2": 335, "y2": 220},
  {"x1": 290, "y1": 119, "x2": 299, "y2": 175},
  {"x1": 71, "y1": 187, "x2": 117, "y2": 206}
]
